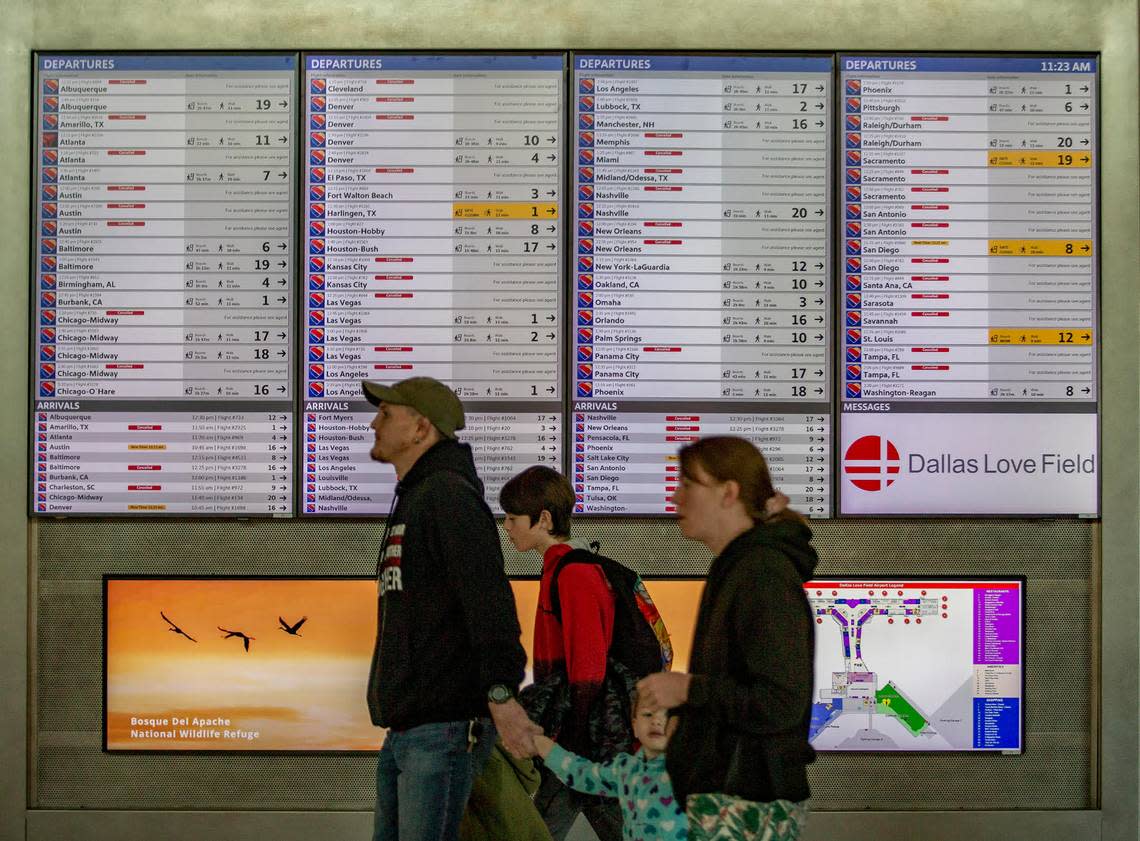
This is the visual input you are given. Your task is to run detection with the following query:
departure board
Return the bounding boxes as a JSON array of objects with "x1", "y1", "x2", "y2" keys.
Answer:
[
  {"x1": 837, "y1": 56, "x2": 1098, "y2": 515},
  {"x1": 301, "y1": 54, "x2": 564, "y2": 515},
  {"x1": 32, "y1": 54, "x2": 295, "y2": 516},
  {"x1": 570, "y1": 55, "x2": 832, "y2": 516}
]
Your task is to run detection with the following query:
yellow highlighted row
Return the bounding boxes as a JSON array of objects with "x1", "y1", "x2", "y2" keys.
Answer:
[
  {"x1": 453, "y1": 203, "x2": 558, "y2": 219},
  {"x1": 989, "y1": 329, "x2": 1093, "y2": 346},
  {"x1": 988, "y1": 239, "x2": 1093, "y2": 257},
  {"x1": 988, "y1": 152, "x2": 1091, "y2": 168}
]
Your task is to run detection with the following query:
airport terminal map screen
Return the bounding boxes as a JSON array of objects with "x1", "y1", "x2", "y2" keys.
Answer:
[{"x1": 808, "y1": 577, "x2": 1024, "y2": 752}]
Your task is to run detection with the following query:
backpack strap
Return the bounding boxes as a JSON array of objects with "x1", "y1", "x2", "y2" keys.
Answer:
[{"x1": 548, "y1": 545, "x2": 605, "y2": 625}]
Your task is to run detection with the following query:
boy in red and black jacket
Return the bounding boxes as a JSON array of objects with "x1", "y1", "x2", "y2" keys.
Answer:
[{"x1": 501, "y1": 466, "x2": 623, "y2": 841}]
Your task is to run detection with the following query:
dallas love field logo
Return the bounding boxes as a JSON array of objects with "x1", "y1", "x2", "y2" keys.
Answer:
[{"x1": 844, "y1": 435, "x2": 900, "y2": 491}]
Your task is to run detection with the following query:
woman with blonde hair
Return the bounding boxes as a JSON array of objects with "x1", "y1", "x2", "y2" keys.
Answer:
[{"x1": 637, "y1": 436, "x2": 817, "y2": 841}]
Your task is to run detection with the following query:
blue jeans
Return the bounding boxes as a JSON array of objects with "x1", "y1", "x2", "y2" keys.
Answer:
[{"x1": 373, "y1": 718, "x2": 496, "y2": 841}]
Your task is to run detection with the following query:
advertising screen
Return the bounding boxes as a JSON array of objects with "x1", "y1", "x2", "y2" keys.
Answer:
[
  {"x1": 32, "y1": 54, "x2": 296, "y2": 515},
  {"x1": 103, "y1": 576, "x2": 703, "y2": 751},
  {"x1": 808, "y1": 577, "x2": 1024, "y2": 752},
  {"x1": 300, "y1": 54, "x2": 566, "y2": 515},
  {"x1": 837, "y1": 55, "x2": 1098, "y2": 515},
  {"x1": 569, "y1": 54, "x2": 833, "y2": 516}
]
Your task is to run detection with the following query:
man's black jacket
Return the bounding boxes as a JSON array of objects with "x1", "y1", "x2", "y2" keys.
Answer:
[{"x1": 366, "y1": 439, "x2": 526, "y2": 729}]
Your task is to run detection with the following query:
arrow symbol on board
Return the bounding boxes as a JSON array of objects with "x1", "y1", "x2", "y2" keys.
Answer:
[
  {"x1": 815, "y1": 208, "x2": 824, "y2": 216},
  {"x1": 815, "y1": 84, "x2": 824, "y2": 92},
  {"x1": 815, "y1": 120, "x2": 824, "y2": 127},
  {"x1": 546, "y1": 136, "x2": 556, "y2": 143},
  {"x1": 815, "y1": 262, "x2": 824, "y2": 269}
]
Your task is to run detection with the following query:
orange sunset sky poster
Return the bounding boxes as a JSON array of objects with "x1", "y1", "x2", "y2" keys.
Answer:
[{"x1": 105, "y1": 578, "x2": 705, "y2": 751}]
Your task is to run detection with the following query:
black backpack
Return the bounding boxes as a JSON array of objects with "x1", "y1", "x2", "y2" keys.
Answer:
[{"x1": 549, "y1": 543, "x2": 674, "y2": 679}]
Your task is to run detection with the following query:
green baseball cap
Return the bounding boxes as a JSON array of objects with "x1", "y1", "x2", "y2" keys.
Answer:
[{"x1": 362, "y1": 377, "x2": 465, "y2": 440}]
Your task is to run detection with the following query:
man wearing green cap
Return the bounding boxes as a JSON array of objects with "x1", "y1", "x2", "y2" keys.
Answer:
[{"x1": 362, "y1": 376, "x2": 540, "y2": 841}]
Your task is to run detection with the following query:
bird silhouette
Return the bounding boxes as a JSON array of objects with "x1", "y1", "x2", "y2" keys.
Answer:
[
  {"x1": 218, "y1": 626, "x2": 255, "y2": 652},
  {"x1": 160, "y1": 611, "x2": 197, "y2": 643},
  {"x1": 278, "y1": 616, "x2": 307, "y2": 636}
]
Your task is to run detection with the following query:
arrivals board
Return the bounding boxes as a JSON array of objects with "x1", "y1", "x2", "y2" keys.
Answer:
[
  {"x1": 570, "y1": 55, "x2": 833, "y2": 516},
  {"x1": 32, "y1": 54, "x2": 295, "y2": 515},
  {"x1": 301, "y1": 54, "x2": 564, "y2": 515},
  {"x1": 808, "y1": 578, "x2": 1024, "y2": 752},
  {"x1": 838, "y1": 56, "x2": 1099, "y2": 515}
]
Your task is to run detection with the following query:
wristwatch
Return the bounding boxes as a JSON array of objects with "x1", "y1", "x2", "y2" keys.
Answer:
[{"x1": 487, "y1": 684, "x2": 513, "y2": 704}]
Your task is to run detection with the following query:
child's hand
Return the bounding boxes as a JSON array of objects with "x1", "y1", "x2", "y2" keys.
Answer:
[{"x1": 533, "y1": 733, "x2": 555, "y2": 758}]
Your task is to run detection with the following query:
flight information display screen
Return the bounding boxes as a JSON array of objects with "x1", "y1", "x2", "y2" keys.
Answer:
[
  {"x1": 31, "y1": 54, "x2": 296, "y2": 515},
  {"x1": 837, "y1": 55, "x2": 1099, "y2": 515},
  {"x1": 808, "y1": 577, "x2": 1024, "y2": 752},
  {"x1": 301, "y1": 54, "x2": 565, "y2": 514},
  {"x1": 569, "y1": 55, "x2": 833, "y2": 516}
]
